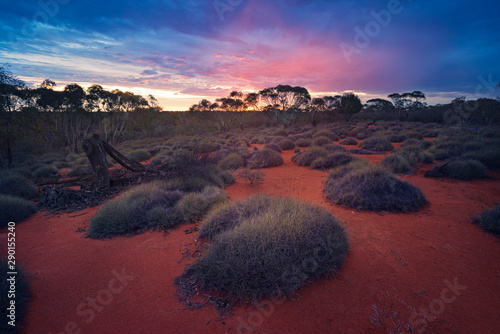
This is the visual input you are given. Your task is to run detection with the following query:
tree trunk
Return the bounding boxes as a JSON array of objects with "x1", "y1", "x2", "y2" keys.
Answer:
[{"x1": 82, "y1": 134, "x2": 110, "y2": 188}]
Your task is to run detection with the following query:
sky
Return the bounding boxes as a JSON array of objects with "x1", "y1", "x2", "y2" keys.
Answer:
[{"x1": 1, "y1": 0, "x2": 499, "y2": 110}]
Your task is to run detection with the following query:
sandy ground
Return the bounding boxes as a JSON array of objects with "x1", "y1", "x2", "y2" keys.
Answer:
[{"x1": 1, "y1": 143, "x2": 500, "y2": 334}]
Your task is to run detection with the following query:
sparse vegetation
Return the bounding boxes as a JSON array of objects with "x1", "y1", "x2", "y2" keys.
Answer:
[
  {"x1": 0, "y1": 195, "x2": 38, "y2": 228},
  {"x1": 183, "y1": 195, "x2": 349, "y2": 300},
  {"x1": 473, "y1": 204, "x2": 500, "y2": 237},
  {"x1": 324, "y1": 165, "x2": 426, "y2": 212},
  {"x1": 0, "y1": 175, "x2": 38, "y2": 199}
]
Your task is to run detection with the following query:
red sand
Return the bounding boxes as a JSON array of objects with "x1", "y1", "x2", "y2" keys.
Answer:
[{"x1": 2, "y1": 148, "x2": 500, "y2": 334}]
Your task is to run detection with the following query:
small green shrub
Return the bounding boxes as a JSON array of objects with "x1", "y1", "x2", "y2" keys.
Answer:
[
  {"x1": 1, "y1": 261, "x2": 30, "y2": 334},
  {"x1": 296, "y1": 138, "x2": 312, "y2": 147},
  {"x1": 128, "y1": 150, "x2": 152, "y2": 162},
  {"x1": 187, "y1": 195, "x2": 349, "y2": 300},
  {"x1": 291, "y1": 146, "x2": 328, "y2": 166},
  {"x1": 473, "y1": 204, "x2": 500, "y2": 237},
  {"x1": 339, "y1": 137, "x2": 358, "y2": 145},
  {"x1": 263, "y1": 143, "x2": 282, "y2": 153},
  {"x1": 248, "y1": 149, "x2": 283, "y2": 169},
  {"x1": 311, "y1": 153, "x2": 356, "y2": 170},
  {"x1": 359, "y1": 137, "x2": 394, "y2": 151},
  {"x1": 87, "y1": 182, "x2": 185, "y2": 238},
  {"x1": 0, "y1": 195, "x2": 38, "y2": 228},
  {"x1": 314, "y1": 130, "x2": 339, "y2": 141},
  {"x1": 311, "y1": 136, "x2": 332, "y2": 147},
  {"x1": 176, "y1": 186, "x2": 228, "y2": 223},
  {"x1": 217, "y1": 153, "x2": 244, "y2": 170},
  {"x1": 0, "y1": 176, "x2": 38, "y2": 199},
  {"x1": 441, "y1": 159, "x2": 487, "y2": 180},
  {"x1": 278, "y1": 138, "x2": 296, "y2": 150},
  {"x1": 237, "y1": 168, "x2": 264, "y2": 185},
  {"x1": 324, "y1": 166, "x2": 426, "y2": 212},
  {"x1": 380, "y1": 154, "x2": 414, "y2": 174},
  {"x1": 32, "y1": 164, "x2": 58, "y2": 178}
]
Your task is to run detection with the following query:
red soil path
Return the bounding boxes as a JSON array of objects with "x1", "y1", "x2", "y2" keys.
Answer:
[{"x1": 2, "y1": 146, "x2": 500, "y2": 334}]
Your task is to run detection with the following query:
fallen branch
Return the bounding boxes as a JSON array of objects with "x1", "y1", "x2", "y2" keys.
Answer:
[{"x1": 391, "y1": 249, "x2": 407, "y2": 266}]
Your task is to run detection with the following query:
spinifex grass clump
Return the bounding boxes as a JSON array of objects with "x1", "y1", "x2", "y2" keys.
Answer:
[
  {"x1": 441, "y1": 159, "x2": 487, "y2": 180},
  {"x1": 291, "y1": 146, "x2": 328, "y2": 166},
  {"x1": 87, "y1": 182, "x2": 228, "y2": 239},
  {"x1": 311, "y1": 153, "x2": 357, "y2": 170},
  {"x1": 339, "y1": 137, "x2": 358, "y2": 145},
  {"x1": 182, "y1": 195, "x2": 349, "y2": 301},
  {"x1": 0, "y1": 175, "x2": 38, "y2": 200},
  {"x1": 0, "y1": 195, "x2": 38, "y2": 228},
  {"x1": 324, "y1": 164, "x2": 427, "y2": 212},
  {"x1": 359, "y1": 137, "x2": 394, "y2": 151},
  {"x1": 473, "y1": 204, "x2": 500, "y2": 237},
  {"x1": 1, "y1": 261, "x2": 30, "y2": 334},
  {"x1": 248, "y1": 148, "x2": 283, "y2": 169}
]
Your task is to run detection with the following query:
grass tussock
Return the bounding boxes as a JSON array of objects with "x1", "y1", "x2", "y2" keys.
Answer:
[
  {"x1": 0, "y1": 175, "x2": 38, "y2": 200},
  {"x1": 324, "y1": 164, "x2": 426, "y2": 212},
  {"x1": 278, "y1": 138, "x2": 296, "y2": 150},
  {"x1": 0, "y1": 195, "x2": 38, "y2": 229},
  {"x1": 441, "y1": 159, "x2": 487, "y2": 180},
  {"x1": 186, "y1": 195, "x2": 349, "y2": 300},
  {"x1": 291, "y1": 146, "x2": 328, "y2": 166},
  {"x1": 339, "y1": 137, "x2": 358, "y2": 145},
  {"x1": 311, "y1": 153, "x2": 357, "y2": 170},
  {"x1": 87, "y1": 182, "x2": 228, "y2": 238},
  {"x1": 473, "y1": 204, "x2": 500, "y2": 237},
  {"x1": 248, "y1": 149, "x2": 283, "y2": 169},
  {"x1": 359, "y1": 137, "x2": 394, "y2": 151}
]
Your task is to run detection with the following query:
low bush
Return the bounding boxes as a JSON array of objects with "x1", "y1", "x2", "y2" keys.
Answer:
[
  {"x1": 275, "y1": 129, "x2": 288, "y2": 137},
  {"x1": 186, "y1": 195, "x2": 349, "y2": 300},
  {"x1": 176, "y1": 186, "x2": 228, "y2": 223},
  {"x1": 278, "y1": 138, "x2": 296, "y2": 150},
  {"x1": 291, "y1": 146, "x2": 328, "y2": 166},
  {"x1": 420, "y1": 140, "x2": 434, "y2": 150},
  {"x1": 32, "y1": 164, "x2": 58, "y2": 178},
  {"x1": 314, "y1": 130, "x2": 339, "y2": 141},
  {"x1": 263, "y1": 143, "x2": 282, "y2": 153},
  {"x1": 237, "y1": 168, "x2": 264, "y2": 185},
  {"x1": 0, "y1": 175, "x2": 38, "y2": 199},
  {"x1": 311, "y1": 136, "x2": 332, "y2": 147},
  {"x1": 339, "y1": 137, "x2": 358, "y2": 145},
  {"x1": 0, "y1": 195, "x2": 38, "y2": 228},
  {"x1": 248, "y1": 149, "x2": 283, "y2": 169},
  {"x1": 128, "y1": 150, "x2": 152, "y2": 162},
  {"x1": 1, "y1": 261, "x2": 30, "y2": 334},
  {"x1": 311, "y1": 153, "x2": 357, "y2": 170},
  {"x1": 401, "y1": 139, "x2": 421, "y2": 147},
  {"x1": 388, "y1": 134, "x2": 407, "y2": 143},
  {"x1": 295, "y1": 138, "x2": 312, "y2": 147},
  {"x1": 324, "y1": 143, "x2": 349, "y2": 154},
  {"x1": 359, "y1": 137, "x2": 394, "y2": 151},
  {"x1": 441, "y1": 159, "x2": 487, "y2": 180},
  {"x1": 87, "y1": 182, "x2": 185, "y2": 238},
  {"x1": 473, "y1": 204, "x2": 500, "y2": 237},
  {"x1": 217, "y1": 153, "x2": 244, "y2": 170},
  {"x1": 380, "y1": 154, "x2": 414, "y2": 174},
  {"x1": 324, "y1": 166, "x2": 427, "y2": 212}
]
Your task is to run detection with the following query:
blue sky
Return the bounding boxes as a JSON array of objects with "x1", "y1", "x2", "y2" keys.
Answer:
[{"x1": 1, "y1": 0, "x2": 499, "y2": 110}]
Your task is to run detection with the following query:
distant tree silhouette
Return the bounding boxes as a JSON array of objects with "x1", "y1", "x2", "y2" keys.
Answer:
[
  {"x1": 338, "y1": 93, "x2": 363, "y2": 121},
  {"x1": 388, "y1": 91, "x2": 427, "y2": 120}
]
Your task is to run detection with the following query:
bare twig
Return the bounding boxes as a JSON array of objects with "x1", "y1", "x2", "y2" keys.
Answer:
[{"x1": 391, "y1": 249, "x2": 407, "y2": 266}]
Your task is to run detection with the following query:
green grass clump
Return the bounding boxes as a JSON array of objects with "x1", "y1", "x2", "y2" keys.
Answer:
[
  {"x1": 128, "y1": 150, "x2": 152, "y2": 162},
  {"x1": 0, "y1": 195, "x2": 38, "y2": 228},
  {"x1": 175, "y1": 186, "x2": 228, "y2": 223},
  {"x1": 87, "y1": 182, "x2": 185, "y2": 238},
  {"x1": 311, "y1": 153, "x2": 357, "y2": 170},
  {"x1": 217, "y1": 153, "x2": 244, "y2": 170},
  {"x1": 311, "y1": 136, "x2": 332, "y2": 147},
  {"x1": 32, "y1": 164, "x2": 58, "y2": 178},
  {"x1": 0, "y1": 175, "x2": 38, "y2": 200},
  {"x1": 186, "y1": 195, "x2": 349, "y2": 300},
  {"x1": 339, "y1": 137, "x2": 358, "y2": 145},
  {"x1": 314, "y1": 130, "x2": 339, "y2": 141},
  {"x1": 263, "y1": 143, "x2": 282, "y2": 153},
  {"x1": 359, "y1": 137, "x2": 394, "y2": 151},
  {"x1": 295, "y1": 138, "x2": 312, "y2": 147},
  {"x1": 291, "y1": 146, "x2": 328, "y2": 166},
  {"x1": 380, "y1": 154, "x2": 414, "y2": 174},
  {"x1": 473, "y1": 204, "x2": 500, "y2": 237},
  {"x1": 441, "y1": 159, "x2": 487, "y2": 180},
  {"x1": 324, "y1": 165, "x2": 426, "y2": 212},
  {"x1": 248, "y1": 149, "x2": 283, "y2": 169},
  {"x1": 278, "y1": 138, "x2": 296, "y2": 150},
  {"x1": 1, "y1": 261, "x2": 30, "y2": 334}
]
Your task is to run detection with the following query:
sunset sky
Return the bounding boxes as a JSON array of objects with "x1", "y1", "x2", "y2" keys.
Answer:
[{"x1": 1, "y1": 0, "x2": 499, "y2": 110}]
